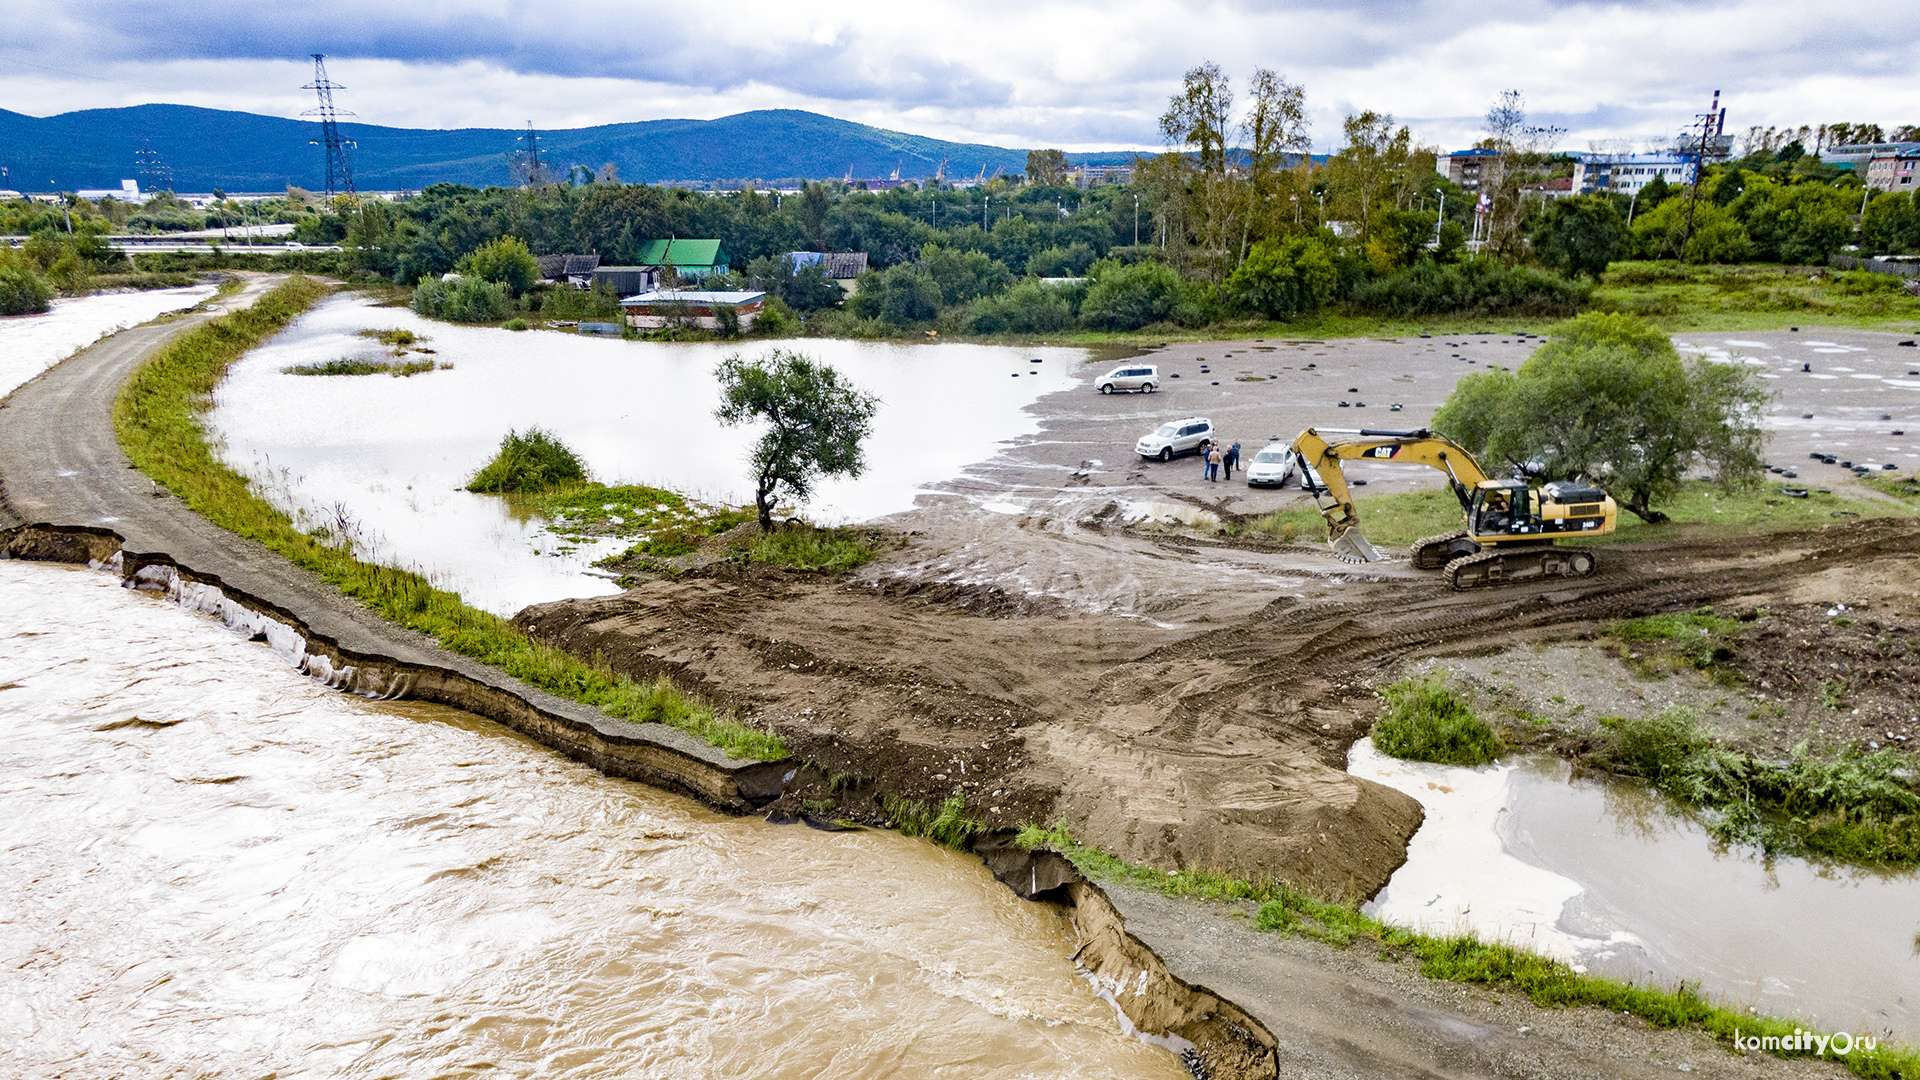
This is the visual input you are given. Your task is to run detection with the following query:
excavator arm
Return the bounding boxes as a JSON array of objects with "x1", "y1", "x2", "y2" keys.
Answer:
[{"x1": 1290, "y1": 428, "x2": 1492, "y2": 562}]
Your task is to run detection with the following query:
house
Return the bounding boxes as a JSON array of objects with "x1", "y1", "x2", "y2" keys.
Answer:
[
  {"x1": 634, "y1": 239, "x2": 731, "y2": 281},
  {"x1": 537, "y1": 253, "x2": 601, "y2": 287},
  {"x1": 589, "y1": 266, "x2": 657, "y2": 297},
  {"x1": 1866, "y1": 150, "x2": 1920, "y2": 192},
  {"x1": 77, "y1": 179, "x2": 142, "y2": 202},
  {"x1": 1520, "y1": 176, "x2": 1574, "y2": 199},
  {"x1": 1437, "y1": 149, "x2": 1503, "y2": 194},
  {"x1": 786, "y1": 251, "x2": 868, "y2": 279},
  {"x1": 1570, "y1": 153, "x2": 1694, "y2": 196},
  {"x1": 620, "y1": 289, "x2": 767, "y2": 330}
]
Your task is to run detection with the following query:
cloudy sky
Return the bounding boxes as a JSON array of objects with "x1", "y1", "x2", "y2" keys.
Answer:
[{"x1": 3, "y1": 0, "x2": 1917, "y2": 153}]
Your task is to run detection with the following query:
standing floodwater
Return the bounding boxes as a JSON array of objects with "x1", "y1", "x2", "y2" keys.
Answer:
[
  {"x1": 1352, "y1": 738, "x2": 1920, "y2": 1041},
  {"x1": 0, "y1": 286, "x2": 215, "y2": 397},
  {"x1": 0, "y1": 560, "x2": 1186, "y2": 1079}
]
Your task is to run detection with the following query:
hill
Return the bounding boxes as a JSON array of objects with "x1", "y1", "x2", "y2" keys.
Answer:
[{"x1": 0, "y1": 104, "x2": 1142, "y2": 193}]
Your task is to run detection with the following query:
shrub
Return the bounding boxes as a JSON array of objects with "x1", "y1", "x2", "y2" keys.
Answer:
[
  {"x1": 461, "y1": 235, "x2": 541, "y2": 294},
  {"x1": 963, "y1": 278, "x2": 1075, "y2": 334},
  {"x1": 1226, "y1": 235, "x2": 1338, "y2": 318},
  {"x1": 466, "y1": 427, "x2": 588, "y2": 493},
  {"x1": 1079, "y1": 257, "x2": 1183, "y2": 330},
  {"x1": 504, "y1": 317, "x2": 528, "y2": 331},
  {"x1": 1372, "y1": 677, "x2": 1502, "y2": 766},
  {"x1": 283, "y1": 357, "x2": 437, "y2": 377},
  {"x1": 412, "y1": 276, "x2": 513, "y2": 323},
  {"x1": 0, "y1": 257, "x2": 53, "y2": 315},
  {"x1": 1353, "y1": 259, "x2": 1588, "y2": 317},
  {"x1": 742, "y1": 524, "x2": 878, "y2": 571}
]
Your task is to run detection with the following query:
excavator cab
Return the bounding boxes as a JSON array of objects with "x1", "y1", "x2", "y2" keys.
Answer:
[{"x1": 1467, "y1": 481, "x2": 1533, "y2": 540}]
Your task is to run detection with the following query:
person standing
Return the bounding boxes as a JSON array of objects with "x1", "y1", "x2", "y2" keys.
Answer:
[
  {"x1": 1224, "y1": 440, "x2": 1241, "y2": 482},
  {"x1": 1206, "y1": 443, "x2": 1222, "y2": 482},
  {"x1": 1197, "y1": 438, "x2": 1213, "y2": 480}
]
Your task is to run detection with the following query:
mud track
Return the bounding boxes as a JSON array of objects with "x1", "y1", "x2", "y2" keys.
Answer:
[{"x1": 518, "y1": 515, "x2": 1920, "y2": 899}]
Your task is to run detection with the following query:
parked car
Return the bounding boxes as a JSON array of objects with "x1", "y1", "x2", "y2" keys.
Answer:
[
  {"x1": 1135, "y1": 417, "x2": 1214, "y2": 462},
  {"x1": 1245, "y1": 441, "x2": 1325, "y2": 490},
  {"x1": 1096, "y1": 364, "x2": 1160, "y2": 394}
]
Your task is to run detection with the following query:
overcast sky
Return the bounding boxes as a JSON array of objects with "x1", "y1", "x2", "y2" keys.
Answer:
[{"x1": 3, "y1": 0, "x2": 1916, "y2": 153}]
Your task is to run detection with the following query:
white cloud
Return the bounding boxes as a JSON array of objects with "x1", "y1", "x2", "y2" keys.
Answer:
[{"x1": 1, "y1": 0, "x2": 1916, "y2": 152}]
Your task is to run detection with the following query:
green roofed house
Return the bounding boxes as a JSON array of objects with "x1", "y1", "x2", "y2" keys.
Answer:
[{"x1": 635, "y1": 239, "x2": 731, "y2": 281}]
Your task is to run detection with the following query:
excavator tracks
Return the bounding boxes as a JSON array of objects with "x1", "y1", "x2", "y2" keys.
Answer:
[
  {"x1": 1409, "y1": 530, "x2": 1473, "y2": 570},
  {"x1": 1443, "y1": 544, "x2": 1597, "y2": 590}
]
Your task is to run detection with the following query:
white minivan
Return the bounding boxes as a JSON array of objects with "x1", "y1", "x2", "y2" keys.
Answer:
[{"x1": 1096, "y1": 364, "x2": 1159, "y2": 394}]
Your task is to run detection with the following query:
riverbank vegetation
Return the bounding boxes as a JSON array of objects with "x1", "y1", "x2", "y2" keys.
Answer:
[
  {"x1": 1372, "y1": 678, "x2": 1503, "y2": 765},
  {"x1": 283, "y1": 357, "x2": 440, "y2": 377},
  {"x1": 1015, "y1": 823, "x2": 1920, "y2": 1077},
  {"x1": 113, "y1": 276, "x2": 785, "y2": 760},
  {"x1": 466, "y1": 427, "x2": 589, "y2": 493}
]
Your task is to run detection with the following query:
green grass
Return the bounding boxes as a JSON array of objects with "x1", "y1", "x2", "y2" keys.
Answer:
[
  {"x1": 1593, "y1": 261, "x2": 1920, "y2": 332},
  {"x1": 1596, "y1": 708, "x2": 1920, "y2": 867},
  {"x1": 356, "y1": 327, "x2": 420, "y2": 348},
  {"x1": 1601, "y1": 607, "x2": 1745, "y2": 680},
  {"x1": 883, "y1": 794, "x2": 985, "y2": 849},
  {"x1": 1251, "y1": 480, "x2": 1902, "y2": 552},
  {"x1": 738, "y1": 525, "x2": 881, "y2": 571},
  {"x1": 466, "y1": 427, "x2": 589, "y2": 494},
  {"x1": 1864, "y1": 471, "x2": 1920, "y2": 509},
  {"x1": 283, "y1": 357, "x2": 439, "y2": 377},
  {"x1": 113, "y1": 275, "x2": 786, "y2": 762},
  {"x1": 1015, "y1": 822, "x2": 1920, "y2": 1077},
  {"x1": 1372, "y1": 678, "x2": 1503, "y2": 766}
]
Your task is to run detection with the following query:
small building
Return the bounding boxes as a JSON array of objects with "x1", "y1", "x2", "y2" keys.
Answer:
[
  {"x1": 620, "y1": 289, "x2": 766, "y2": 331},
  {"x1": 1519, "y1": 176, "x2": 1574, "y2": 199},
  {"x1": 536, "y1": 253, "x2": 601, "y2": 287},
  {"x1": 77, "y1": 179, "x2": 142, "y2": 202},
  {"x1": 633, "y1": 239, "x2": 731, "y2": 281},
  {"x1": 1866, "y1": 150, "x2": 1920, "y2": 192},
  {"x1": 589, "y1": 265, "x2": 658, "y2": 297},
  {"x1": 786, "y1": 251, "x2": 868, "y2": 279},
  {"x1": 1072, "y1": 164, "x2": 1135, "y2": 188},
  {"x1": 1437, "y1": 149, "x2": 1502, "y2": 194},
  {"x1": 1570, "y1": 153, "x2": 1694, "y2": 196}
]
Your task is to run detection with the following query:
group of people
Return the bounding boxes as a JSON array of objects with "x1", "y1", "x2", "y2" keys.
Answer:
[{"x1": 1199, "y1": 438, "x2": 1241, "y2": 483}]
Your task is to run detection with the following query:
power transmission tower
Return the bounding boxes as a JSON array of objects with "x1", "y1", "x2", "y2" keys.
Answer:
[
  {"x1": 135, "y1": 138, "x2": 173, "y2": 194},
  {"x1": 1679, "y1": 90, "x2": 1726, "y2": 262},
  {"x1": 302, "y1": 54, "x2": 356, "y2": 197}
]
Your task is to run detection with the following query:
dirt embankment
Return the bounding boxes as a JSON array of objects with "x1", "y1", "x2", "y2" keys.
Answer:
[{"x1": 515, "y1": 512, "x2": 1920, "y2": 901}]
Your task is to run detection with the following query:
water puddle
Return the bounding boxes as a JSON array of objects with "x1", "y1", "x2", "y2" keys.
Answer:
[
  {"x1": 209, "y1": 294, "x2": 1086, "y2": 614},
  {"x1": 1351, "y1": 738, "x2": 1920, "y2": 1039},
  {"x1": 0, "y1": 286, "x2": 215, "y2": 397},
  {"x1": 0, "y1": 559, "x2": 1187, "y2": 1079}
]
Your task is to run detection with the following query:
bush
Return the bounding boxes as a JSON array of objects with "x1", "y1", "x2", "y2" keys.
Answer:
[
  {"x1": 505, "y1": 317, "x2": 528, "y2": 331},
  {"x1": 1026, "y1": 242, "x2": 1096, "y2": 278},
  {"x1": 1226, "y1": 236, "x2": 1338, "y2": 318},
  {"x1": 461, "y1": 235, "x2": 541, "y2": 294},
  {"x1": 466, "y1": 427, "x2": 588, "y2": 493},
  {"x1": 0, "y1": 257, "x2": 53, "y2": 315},
  {"x1": 741, "y1": 524, "x2": 878, "y2": 571},
  {"x1": 1353, "y1": 259, "x2": 1588, "y2": 317},
  {"x1": 850, "y1": 264, "x2": 943, "y2": 325},
  {"x1": 963, "y1": 278, "x2": 1075, "y2": 333},
  {"x1": 412, "y1": 276, "x2": 513, "y2": 323},
  {"x1": 1372, "y1": 678, "x2": 1503, "y2": 766},
  {"x1": 1079, "y1": 257, "x2": 1183, "y2": 330}
]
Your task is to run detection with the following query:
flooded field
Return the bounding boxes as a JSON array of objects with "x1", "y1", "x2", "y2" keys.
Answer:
[
  {"x1": 0, "y1": 286, "x2": 215, "y2": 397},
  {"x1": 0, "y1": 559, "x2": 1187, "y2": 1080},
  {"x1": 209, "y1": 294, "x2": 1086, "y2": 614},
  {"x1": 1352, "y1": 738, "x2": 1920, "y2": 1041}
]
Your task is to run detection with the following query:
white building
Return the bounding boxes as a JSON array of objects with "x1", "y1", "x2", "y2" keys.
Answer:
[
  {"x1": 1571, "y1": 154, "x2": 1693, "y2": 196},
  {"x1": 75, "y1": 179, "x2": 142, "y2": 202},
  {"x1": 619, "y1": 290, "x2": 767, "y2": 331}
]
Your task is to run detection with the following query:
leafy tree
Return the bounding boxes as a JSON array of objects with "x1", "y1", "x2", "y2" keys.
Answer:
[
  {"x1": 1431, "y1": 312, "x2": 1770, "y2": 522},
  {"x1": 1025, "y1": 149, "x2": 1070, "y2": 187},
  {"x1": 1079, "y1": 258, "x2": 1184, "y2": 329},
  {"x1": 1225, "y1": 235, "x2": 1336, "y2": 317},
  {"x1": 1635, "y1": 173, "x2": 1674, "y2": 214},
  {"x1": 1730, "y1": 178, "x2": 1855, "y2": 263},
  {"x1": 714, "y1": 350, "x2": 880, "y2": 530},
  {"x1": 1631, "y1": 198, "x2": 1751, "y2": 262},
  {"x1": 1160, "y1": 61, "x2": 1235, "y2": 175},
  {"x1": 850, "y1": 264, "x2": 942, "y2": 325},
  {"x1": 462, "y1": 235, "x2": 541, "y2": 294},
  {"x1": 1027, "y1": 242, "x2": 1096, "y2": 277},
  {"x1": 1862, "y1": 191, "x2": 1920, "y2": 253},
  {"x1": 920, "y1": 243, "x2": 1013, "y2": 304},
  {"x1": 964, "y1": 279, "x2": 1075, "y2": 333},
  {"x1": 1530, "y1": 195, "x2": 1626, "y2": 279},
  {"x1": 0, "y1": 251, "x2": 53, "y2": 315}
]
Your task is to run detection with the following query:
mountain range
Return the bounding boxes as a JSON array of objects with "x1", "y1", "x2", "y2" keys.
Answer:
[{"x1": 0, "y1": 104, "x2": 1143, "y2": 193}]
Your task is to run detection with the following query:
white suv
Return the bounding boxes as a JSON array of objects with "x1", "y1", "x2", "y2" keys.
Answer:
[
  {"x1": 1096, "y1": 364, "x2": 1159, "y2": 394},
  {"x1": 1136, "y1": 417, "x2": 1213, "y2": 461}
]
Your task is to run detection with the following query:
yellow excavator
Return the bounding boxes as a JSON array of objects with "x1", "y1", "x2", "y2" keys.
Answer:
[{"x1": 1290, "y1": 427, "x2": 1618, "y2": 589}]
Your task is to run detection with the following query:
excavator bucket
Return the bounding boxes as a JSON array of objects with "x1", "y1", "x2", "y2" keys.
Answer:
[{"x1": 1328, "y1": 525, "x2": 1383, "y2": 564}]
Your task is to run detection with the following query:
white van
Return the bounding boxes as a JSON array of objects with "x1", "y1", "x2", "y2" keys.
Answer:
[{"x1": 1096, "y1": 364, "x2": 1160, "y2": 394}]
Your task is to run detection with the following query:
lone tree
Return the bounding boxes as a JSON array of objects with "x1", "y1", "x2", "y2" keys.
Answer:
[
  {"x1": 714, "y1": 350, "x2": 879, "y2": 530},
  {"x1": 1431, "y1": 313, "x2": 1770, "y2": 523},
  {"x1": 1530, "y1": 195, "x2": 1626, "y2": 281}
]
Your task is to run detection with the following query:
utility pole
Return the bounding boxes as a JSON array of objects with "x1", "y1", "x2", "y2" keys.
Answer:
[
  {"x1": 1432, "y1": 190, "x2": 1445, "y2": 245},
  {"x1": 518, "y1": 122, "x2": 546, "y2": 187},
  {"x1": 1133, "y1": 192, "x2": 1139, "y2": 245},
  {"x1": 1679, "y1": 90, "x2": 1724, "y2": 262},
  {"x1": 302, "y1": 55, "x2": 356, "y2": 197}
]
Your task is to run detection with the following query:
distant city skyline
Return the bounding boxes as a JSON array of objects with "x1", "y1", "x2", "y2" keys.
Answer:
[{"x1": 1, "y1": 0, "x2": 1915, "y2": 155}]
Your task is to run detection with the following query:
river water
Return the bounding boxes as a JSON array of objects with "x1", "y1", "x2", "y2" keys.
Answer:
[
  {"x1": 0, "y1": 286, "x2": 216, "y2": 397},
  {"x1": 206, "y1": 295, "x2": 1087, "y2": 615},
  {"x1": 0, "y1": 559, "x2": 1186, "y2": 1080},
  {"x1": 1352, "y1": 738, "x2": 1920, "y2": 1041}
]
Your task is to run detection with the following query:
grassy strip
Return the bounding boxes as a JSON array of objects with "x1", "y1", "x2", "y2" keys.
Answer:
[
  {"x1": 283, "y1": 357, "x2": 438, "y2": 377},
  {"x1": 1248, "y1": 480, "x2": 1904, "y2": 550},
  {"x1": 1594, "y1": 709, "x2": 1920, "y2": 867},
  {"x1": 112, "y1": 275, "x2": 786, "y2": 761},
  {"x1": 1016, "y1": 823, "x2": 1919, "y2": 1077},
  {"x1": 737, "y1": 525, "x2": 882, "y2": 571},
  {"x1": 883, "y1": 794, "x2": 986, "y2": 849}
]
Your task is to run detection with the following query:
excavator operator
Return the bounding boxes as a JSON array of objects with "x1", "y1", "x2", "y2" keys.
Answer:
[{"x1": 1478, "y1": 490, "x2": 1512, "y2": 534}]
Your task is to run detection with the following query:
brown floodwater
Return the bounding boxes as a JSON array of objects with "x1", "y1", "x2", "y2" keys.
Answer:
[{"x1": 0, "y1": 560, "x2": 1188, "y2": 1079}]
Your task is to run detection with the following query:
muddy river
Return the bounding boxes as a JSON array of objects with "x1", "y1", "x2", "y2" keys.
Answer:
[
  {"x1": 207, "y1": 294, "x2": 1087, "y2": 615},
  {"x1": 0, "y1": 285, "x2": 215, "y2": 397},
  {"x1": 0, "y1": 559, "x2": 1187, "y2": 1079},
  {"x1": 1353, "y1": 738, "x2": 1920, "y2": 1041}
]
